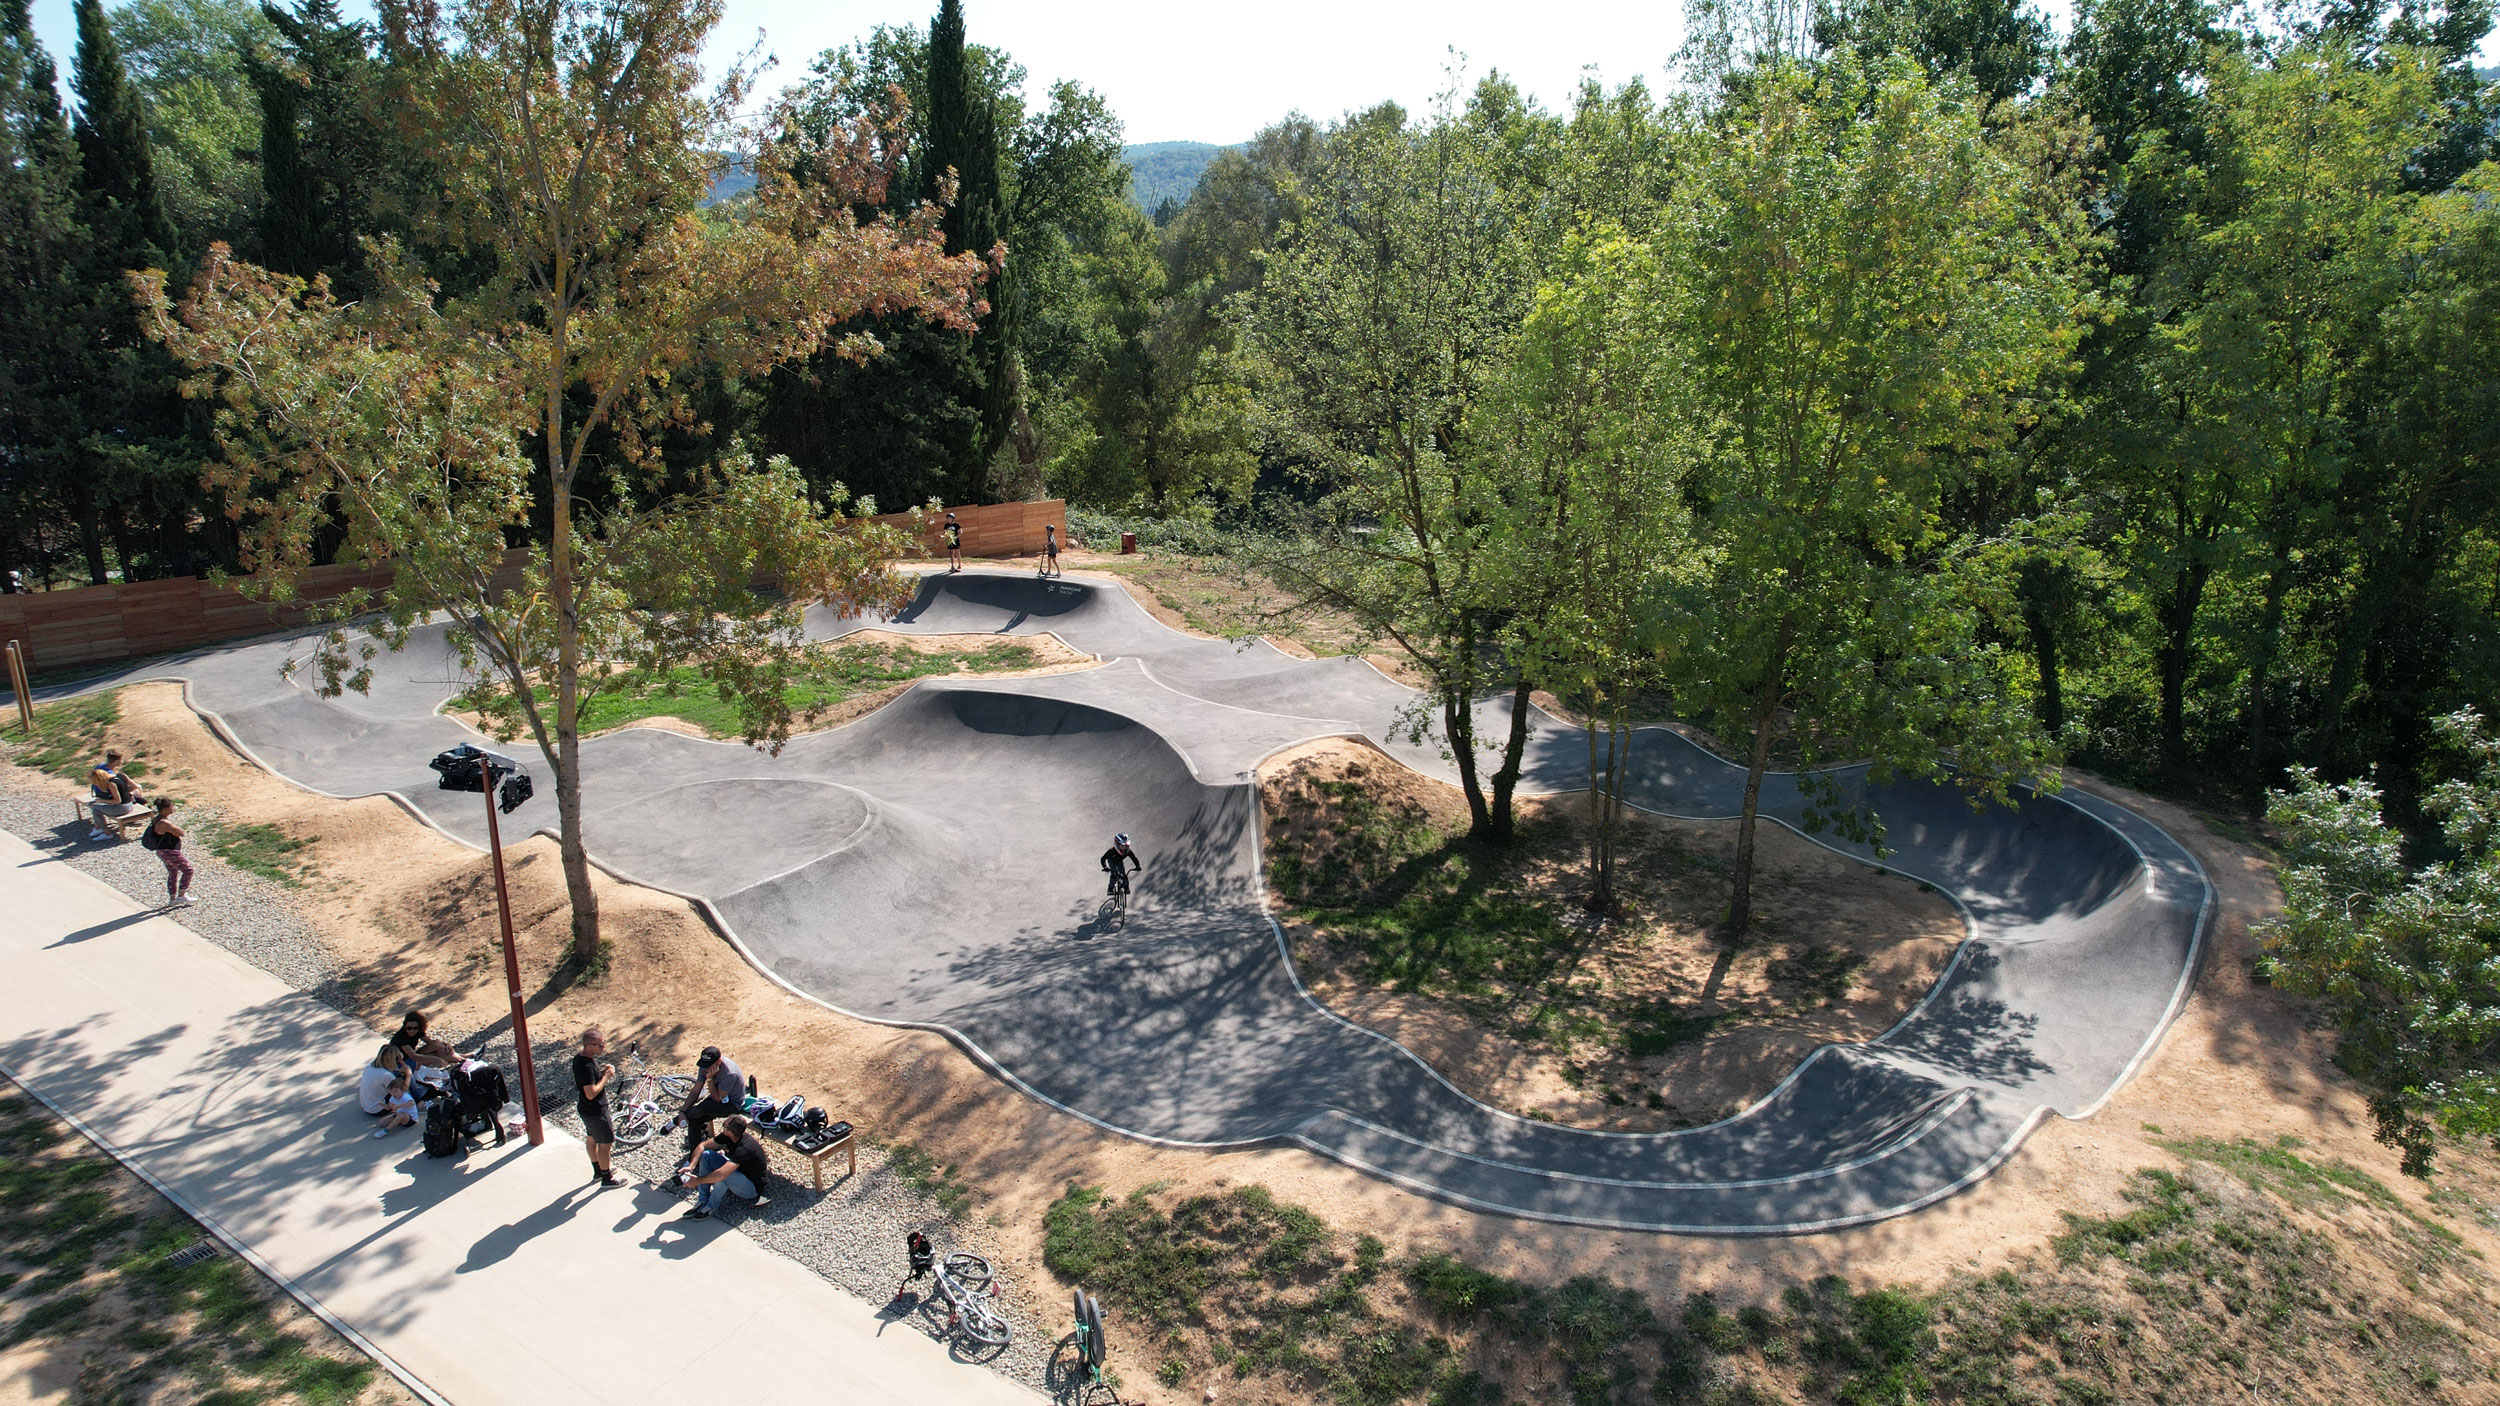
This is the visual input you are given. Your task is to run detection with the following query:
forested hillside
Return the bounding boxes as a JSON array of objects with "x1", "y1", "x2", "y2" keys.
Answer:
[
  {"x1": 1121, "y1": 138, "x2": 1227, "y2": 212},
  {"x1": 4, "y1": 0, "x2": 2500, "y2": 855}
]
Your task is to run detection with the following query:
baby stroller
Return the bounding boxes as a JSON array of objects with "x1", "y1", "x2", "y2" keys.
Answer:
[{"x1": 449, "y1": 1061, "x2": 511, "y2": 1147}]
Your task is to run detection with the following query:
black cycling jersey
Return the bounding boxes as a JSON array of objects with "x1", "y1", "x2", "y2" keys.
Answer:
[{"x1": 1100, "y1": 845, "x2": 1138, "y2": 875}]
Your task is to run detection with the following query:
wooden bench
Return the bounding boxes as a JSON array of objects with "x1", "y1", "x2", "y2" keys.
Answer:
[
  {"x1": 73, "y1": 798, "x2": 152, "y2": 840},
  {"x1": 770, "y1": 1123, "x2": 859, "y2": 1192}
]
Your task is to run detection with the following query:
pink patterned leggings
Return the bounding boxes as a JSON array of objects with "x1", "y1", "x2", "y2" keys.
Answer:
[{"x1": 157, "y1": 847, "x2": 193, "y2": 900}]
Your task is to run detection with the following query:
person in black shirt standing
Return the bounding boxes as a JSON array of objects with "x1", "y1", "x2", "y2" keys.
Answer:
[
  {"x1": 573, "y1": 1028, "x2": 622, "y2": 1187},
  {"x1": 944, "y1": 512, "x2": 963, "y2": 572}
]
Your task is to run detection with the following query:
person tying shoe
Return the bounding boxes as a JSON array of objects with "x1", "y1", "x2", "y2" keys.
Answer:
[{"x1": 673, "y1": 1114, "x2": 769, "y2": 1218}]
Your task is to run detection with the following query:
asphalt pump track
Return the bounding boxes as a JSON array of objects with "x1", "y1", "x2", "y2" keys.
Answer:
[{"x1": 63, "y1": 570, "x2": 2211, "y2": 1234}]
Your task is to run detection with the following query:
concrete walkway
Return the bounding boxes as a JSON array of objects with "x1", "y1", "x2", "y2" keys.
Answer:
[{"x1": 0, "y1": 830, "x2": 1042, "y2": 1406}]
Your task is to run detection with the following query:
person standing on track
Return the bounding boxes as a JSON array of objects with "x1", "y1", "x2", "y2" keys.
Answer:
[
  {"x1": 945, "y1": 512, "x2": 963, "y2": 572},
  {"x1": 1041, "y1": 522, "x2": 1061, "y2": 577},
  {"x1": 574, "y1": 1028, "x2": 622, "y2": 1188},
  {"x1": 1100, "y1": 833, "x2": 1140, "y2": 897}
]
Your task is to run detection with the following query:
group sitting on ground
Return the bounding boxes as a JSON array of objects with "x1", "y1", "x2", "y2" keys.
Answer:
[
  {"x1": 358, "y1": 1041, "x2": 422, "y2": 1138},
  {"x1": 354, "y1": 1010, "x2": 501, "y2": 1143}
]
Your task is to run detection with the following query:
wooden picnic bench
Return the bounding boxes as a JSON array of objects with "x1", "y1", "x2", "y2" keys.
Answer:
[
  {"x1": 769, "y1": 1122, "x2": 859, "y2": 1192},
  {"x1": 73, "y1": 798, "x2": 152, "y2": 840}
]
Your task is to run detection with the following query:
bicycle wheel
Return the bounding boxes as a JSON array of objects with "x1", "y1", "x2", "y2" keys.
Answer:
[
  {"x1": 956, "y1": 1291, "x2": 1011, "y2": 1347},
  {"x1": 654, "y1": 1073, "x2": 695, "y2": 1099},
  {"x1": 942, "y1": 1252, "x2": 994, "y2": 1289},
  {"x1": 611, "y1": 1100, "x2": 658, "y2": 1150}
]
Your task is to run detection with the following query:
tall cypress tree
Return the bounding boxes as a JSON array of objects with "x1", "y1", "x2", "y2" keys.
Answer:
[
  {"x1": 70, "y1": 0, "x2": 222, "y2": 582},
  {"x1": 71, "y1": 0, "x2": 174, "y2": 265},
  {"x1": 253, "y1": 0, "x2": 390, "y2": 286},
  {"x1": 251, "y1": 43, "x2": 315, "y2": 272},
  {"x1": 922, "y1": 0, "x2": 1014, "y2": 494},
  {"x1": 0, "y1": 0, "x2": 107, "y2": 583}
]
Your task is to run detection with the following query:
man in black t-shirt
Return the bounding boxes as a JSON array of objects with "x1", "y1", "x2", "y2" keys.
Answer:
[
  {"x1": 944, "y1": 513, "x2": 963, "y2": 572},
  {"x1": 573, "y1": 1028, "x2": 621, "y2": 1188},
  {"x1": 676, "y1": 1114, "x2": 769, "y2": 1218}
]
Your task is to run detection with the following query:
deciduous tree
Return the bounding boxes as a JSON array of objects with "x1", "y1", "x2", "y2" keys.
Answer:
[
  {"x1": 1673, "y1": 55, "x2": 2084, "y2": 932},
  {"x1": 139, "y1": 0, "x2": 988, "y2": 965},
  {"x1": 2261, "y1": 708, "x2": 2500, "y2": 1176}
]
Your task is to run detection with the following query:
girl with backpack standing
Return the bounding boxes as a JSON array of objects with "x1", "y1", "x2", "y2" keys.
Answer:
[{"x1": 142, "y1": 798, "x2": 195, "y2": 906}]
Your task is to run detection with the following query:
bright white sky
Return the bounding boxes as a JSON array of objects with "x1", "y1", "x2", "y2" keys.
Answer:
[{"x1": 28, "y1": 0, "x2": 2500, "y2": 146}]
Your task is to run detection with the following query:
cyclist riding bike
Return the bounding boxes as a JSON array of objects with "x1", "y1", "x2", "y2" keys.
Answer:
[{"x1": 1100, "y1": 833, "x2": 1140, "y2": 897}]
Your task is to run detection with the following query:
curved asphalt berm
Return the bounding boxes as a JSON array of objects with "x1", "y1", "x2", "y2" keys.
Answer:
[{"x1": 62, "y1": 570, "x2": 2210, "y2": 1233}]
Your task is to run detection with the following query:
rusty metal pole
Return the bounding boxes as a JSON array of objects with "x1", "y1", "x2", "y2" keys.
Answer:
[{"x1": 481, "y1": 765, "x2": 544, "y2": 1146}]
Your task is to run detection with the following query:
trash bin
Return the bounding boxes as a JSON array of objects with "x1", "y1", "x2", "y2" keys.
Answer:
[{"x1": 1120, "y1": 532, "x2": 1138, "y2": 555}]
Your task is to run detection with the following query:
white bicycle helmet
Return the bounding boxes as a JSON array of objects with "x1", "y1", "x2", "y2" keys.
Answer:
[{"x1": 1114, "y1": 833, "x2": 1130, "y2": 846}]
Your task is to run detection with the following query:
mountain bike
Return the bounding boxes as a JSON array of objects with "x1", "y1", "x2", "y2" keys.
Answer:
[
  {"x1": 935, "y1": 1250, "x2": 1011, "y2": 1348},
  {"x1": 1100, "y1": 870, "x2": 1130, "y2": 930},
  {"x1": 608, "y1": 1043, "x2": 694, "y2": 1150}
]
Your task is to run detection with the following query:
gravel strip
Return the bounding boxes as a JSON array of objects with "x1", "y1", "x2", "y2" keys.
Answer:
[{"x1": 0, "y1": 755, "x2": 1073, "y2": 1401}]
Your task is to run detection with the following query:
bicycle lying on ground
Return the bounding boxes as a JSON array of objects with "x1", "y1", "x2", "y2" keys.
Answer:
[
  {"x1": 608, "y1": 1043, "x2": 694, "y2": 1150},
  {"x1": 934, "y1": 1250, "x2": 1011, "y2": 1348}
]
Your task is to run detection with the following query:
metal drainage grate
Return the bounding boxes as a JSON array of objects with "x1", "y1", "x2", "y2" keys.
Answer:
[{"x1": 162, "y1": 1240, "x2": 222, "y2": 1268}]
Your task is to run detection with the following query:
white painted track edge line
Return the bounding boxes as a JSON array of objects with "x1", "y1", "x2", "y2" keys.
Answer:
[{"x1": 0, "y1": 1058, "x2": 455, "y2": 1406}]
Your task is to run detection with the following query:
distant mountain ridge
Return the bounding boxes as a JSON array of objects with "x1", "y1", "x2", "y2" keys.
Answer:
[{"x1": 1124, "y1": 141, "x2": 1231, "y2": 213}]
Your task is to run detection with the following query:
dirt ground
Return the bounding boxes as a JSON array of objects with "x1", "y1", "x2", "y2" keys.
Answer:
[
  {"x1": 1262, "y1": 738, "x2": 1963, "y2": 1131},
  {"x1": 26, "y1": 621, "x2": 2500, "y2": 1403}
]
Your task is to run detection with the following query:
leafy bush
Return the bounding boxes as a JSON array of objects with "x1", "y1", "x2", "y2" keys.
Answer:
[
  {"x1": 1065, "y1": 506, "x2": 1260, "y2": 558},
  {"x1": 1408, "y1": 1254, "x2": 1524, "y2": 1322}
]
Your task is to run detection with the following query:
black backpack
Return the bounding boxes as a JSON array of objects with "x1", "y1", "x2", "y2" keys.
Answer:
[
  {"x1": 421, "y1": 1096, "x2": 462, "y2": 1158},
  {"x1": 138, "y1": 822, "x2": 164, "y2": 851}
]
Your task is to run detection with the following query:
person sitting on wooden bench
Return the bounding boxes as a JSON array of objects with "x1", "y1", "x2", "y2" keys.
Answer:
[
  {"x1": 87, "y1": 748, "x2": 148, "y2": 841},
  {"x1": 672, "y1": 1114, "x2": 769, "y2": 1219}
]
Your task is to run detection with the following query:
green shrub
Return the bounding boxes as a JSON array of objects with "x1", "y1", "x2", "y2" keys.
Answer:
[{"x1": 1407, "y1": 1254, "x2": 1524, "y2": 1322}]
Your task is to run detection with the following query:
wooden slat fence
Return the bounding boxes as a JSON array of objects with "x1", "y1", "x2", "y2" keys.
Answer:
[
  {"x1": 868, "y1": 499, "x2": 1067, "y2": 560},
  {"x1": 0, "y1": 502, "x2": 1063, "y2": 673},
  {"x1": 0, "y1": 555, "x2": 520, "y2": 676}
]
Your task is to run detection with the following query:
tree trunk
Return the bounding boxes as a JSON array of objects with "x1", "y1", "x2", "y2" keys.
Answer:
[
  {"x1": 1726, "y1": 625, "x2": 1792, "y2": 937},
  {"x1": 546, "y1": 300, "x2": 602, "y2": 968},
  {"x1": 106, "y1": 510, "x2": 142, "y2": 583},
  {"x1": 1483, "y1": 675, "x2": 1535, "y2": 842},
  {"x1": 2022, "y1": 596, "x2": 2063, "y2": 737},
  {"x1": 1444, "y1": 686, "x2": 1490, "y2": 834},
  {"x1": 70, "y1": 483, "x2": 108, "y2": 585},
  {"x1": 2246, "y1": 561, "x2": 2290, "y2": 783},
  {"x1": 2156, "y1": 561, "x2": 2209, "y2": 771}
]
